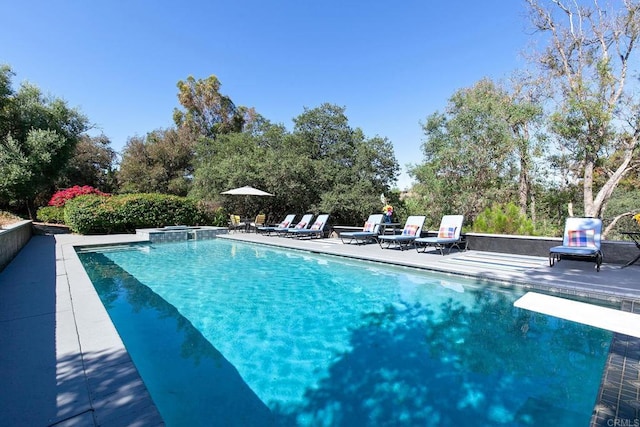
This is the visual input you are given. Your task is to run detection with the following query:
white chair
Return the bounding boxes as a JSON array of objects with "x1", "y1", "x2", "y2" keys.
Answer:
[
  {"x1": 377, "y1": 216, "x2": 426, "y2": 251},
  {"x1": 340, "y1": 214, "x2": 384, "y2": 245},
  {"x1": 549, "y1": 217, "x2": 603, "y2": 272},
  {"x1": 415, "y1": 215, "x2": 465, "y2": 255}
]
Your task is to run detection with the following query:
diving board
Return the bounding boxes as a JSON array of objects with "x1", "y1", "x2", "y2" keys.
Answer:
[{"x1": 514, "y1": 292, "x2": 640, "y2": 338}]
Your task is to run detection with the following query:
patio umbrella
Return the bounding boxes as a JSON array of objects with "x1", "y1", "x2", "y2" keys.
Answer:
[
  {"x1": 221, "y1": 186, "x2": 274, "y2": 219},
  {"x1": 220, "y1": 185, "x2": 274, "y2": 197}
]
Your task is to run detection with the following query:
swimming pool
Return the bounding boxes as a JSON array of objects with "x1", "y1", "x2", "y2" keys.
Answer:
[{"x1": 77, "y1": 239, "x2": 612, "y2": 426}]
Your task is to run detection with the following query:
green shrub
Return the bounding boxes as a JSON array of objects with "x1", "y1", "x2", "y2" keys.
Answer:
[
  {"x1": 208, "y1": 206, "x2": 228, "y2": 227},
  {"x1": 64, "y1": 193, "x2": 211, "y2": 234},
  {"x1": 471, "y1": 202, "x2": 536, "y2": 236},
  {"x1": 36, "y1": 206, "x2": 65, "y2": 224}
]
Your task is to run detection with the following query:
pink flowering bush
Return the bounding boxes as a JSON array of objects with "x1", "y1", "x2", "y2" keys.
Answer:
[{"x1": 48, "y1": 185, "x2": 109, "y2": 208}]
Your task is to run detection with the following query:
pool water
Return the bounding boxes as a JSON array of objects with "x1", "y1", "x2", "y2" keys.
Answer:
[{"x1": 77, "y1": 239, "x2": 612, "y2": 426}]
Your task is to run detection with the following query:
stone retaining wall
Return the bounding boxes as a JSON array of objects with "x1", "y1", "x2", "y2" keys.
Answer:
[{"x1": 0, "y1": 220, "x2": 32, "y2": 271}]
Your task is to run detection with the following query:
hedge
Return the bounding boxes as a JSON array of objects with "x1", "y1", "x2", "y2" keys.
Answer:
[
  {"x1": 36, "y1": 206, "x2": 65, "y2": 224},
  {"x1": 64, "y1": 193, "x2": 211, "y2": 234}
]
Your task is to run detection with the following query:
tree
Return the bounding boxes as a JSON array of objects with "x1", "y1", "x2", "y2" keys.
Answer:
[
  {"x1": 0, "y1": 65, "x2": 88, "y2": 217},
  {"x1": 58, "y1": 134, "x2": 117, "y2": 192},
  {"x1": 504, "y1": 73, "x2": 546, "y2": 220},
  {"x1": 118, "y1": 127, "x2": 196, "y2": 196},
  {"x1": 191, "y1": 103, "x2": 399, "y2": 224},
  {"x1": 410, "y1": 79, "x2": 541, "y2": 224},
  {"x1": 292, "y1": 104, "x2": 399, "y2": 223},
  {"x1": 173, "y1": 75, "x2": 248, "y2": 139},
  {"x1": 526, "y1": 0, "x2": 640, "y2": 218}
]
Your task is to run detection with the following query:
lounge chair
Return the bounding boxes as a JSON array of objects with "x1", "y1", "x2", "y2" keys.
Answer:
[
  {"x1": 248, "y1": 214, "x2": 266, "y2": 233},
  {"x1": 276, "y1": 214, "x2": 314, "y2": 237},
  {"x1": 415, "y1": 215, "x2": 465, "y2": 255},
  {"x1": 340, "y1": 214, "x2": 384, "y2": 245},
  {"x1": 257, "y1": 214, "x2": 296, "y2": 235},
  {"x1": 228, "y1": 215, "x2": 246, "y2": 233},
  {"x1": 549, "y1": 217, "x2": 604, "y2": 272},
  {"x1": 378, "y1": 215, "x2": 426, "y2": 251},
  {"x1": 288, "y1": 214, "x2": 330, "y2": 239}
]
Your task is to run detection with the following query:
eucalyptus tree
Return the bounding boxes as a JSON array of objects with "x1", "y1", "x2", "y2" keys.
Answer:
[
  {"x1": 410, "y1": 79, "x2": 542, "y2": 224},
  {"x1": 173, "y1": 74, "x2": 249, "y2": 139},
  {"x1": 525, "y1": 0, "x2": 640, "y2": 219},
  {"x1": 0, "y1": 65, "x2": 88, "y2": 217}
]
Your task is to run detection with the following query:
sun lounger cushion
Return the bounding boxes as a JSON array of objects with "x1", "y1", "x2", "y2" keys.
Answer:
[{"x1": 295, "y1": 221, "x2": 307, "y2": 229}]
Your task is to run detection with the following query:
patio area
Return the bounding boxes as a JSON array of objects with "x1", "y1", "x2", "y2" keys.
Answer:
[{"x1": 0, "y1": 231, "x2": 638, "y2": 426}]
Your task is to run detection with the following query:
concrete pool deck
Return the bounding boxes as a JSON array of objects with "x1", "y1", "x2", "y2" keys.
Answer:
[{"x1": 0, "y1": 231, "x2": 639, "y2": 426}]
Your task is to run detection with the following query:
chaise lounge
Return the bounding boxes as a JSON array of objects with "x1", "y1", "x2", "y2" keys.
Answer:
[
  {"x1": 415, "y1": 215, "x2": 465, "y2": 255},
  {"x1": 276, "y1": 214, "x2": 314, "y2": 237},
  {"x1": 549, "y1": 217, "x2": 604, "y2": 272},
  {"x1": 288, "y1": 214, "x2": 330, "y2": 239},
  {"x1": 378, "y1": 215, "x2": 426, "y2": 251},
  {"x1": 340, "y1": 214, "x2": 384, "y2": 245},
  {"x1": 257, "y1": 214, "x2": 296, "y2": 235}
]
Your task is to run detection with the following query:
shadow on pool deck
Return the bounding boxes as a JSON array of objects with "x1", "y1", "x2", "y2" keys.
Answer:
[{"x1": 0, "y1": 232, "x2": 639, "y2": 426}]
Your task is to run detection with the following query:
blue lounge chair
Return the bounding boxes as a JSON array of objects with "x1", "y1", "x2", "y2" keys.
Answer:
[
  {"x1": 277, "y1": 214, "x2": 314, "y2": 237},
  {"x1": 340, "y1": 214, "x2": 384, "y2": 245},
  {"x1": 257, "y1": 214, "x2": 296, "y2": 235},
  {"x1": 415, "y1": 215, "x2": 465, "y2": 255},
  {"x1": 549, "y1": 217, "x2": 603, "y2": 272},
  {"x1": 378, "y1": 215, "x2": 426, "y2": 251},
  {"x1": 288, "y1": 214, "x2": 330, "y2": 239}
]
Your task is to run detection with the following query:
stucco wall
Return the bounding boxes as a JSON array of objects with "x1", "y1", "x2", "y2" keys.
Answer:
[{"x1": 0, "y1": 220, "x2": 32, "y2": 271}]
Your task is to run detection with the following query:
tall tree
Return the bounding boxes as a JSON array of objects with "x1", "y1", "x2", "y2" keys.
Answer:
[
  {"x1": 173, "y1": 75, "x2": 248, "y2": 139},
  {"x1": 526, "y1": 0, "x2": 640, "y2": 218},
  {"x1": 292, "y1": 104, "x2": 399, "y2": 223},
  {"x1": 410, "y1": 79, "x2": 540, "y2": 223},
  {"x1": 0, "y1": 65, "x2": 88, "y2": 217},
  {"x1": 191, "y1": 103, "x2": 399, "y2": 224},
  {"x1": 505, "y1": 73, "x2": 545, "y2": 219},
  {"x1": 58, "y1": 134, "x2": 117, "y2": 192},
  {"x1": 118, "y1": 127, "x2": 196, "y2": 196}
]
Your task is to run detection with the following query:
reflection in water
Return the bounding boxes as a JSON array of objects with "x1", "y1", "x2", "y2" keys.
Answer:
[
  {"x1": 78, "y1": 243, "x2": 611, "y2": 427},
  {"x1": 79, "y1": 252, "x2": 274, "y2": 426}
]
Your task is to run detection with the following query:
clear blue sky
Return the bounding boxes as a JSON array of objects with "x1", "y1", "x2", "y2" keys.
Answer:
[{"x1": 2, "y1": 1, "x2": 532, "y2": 189}]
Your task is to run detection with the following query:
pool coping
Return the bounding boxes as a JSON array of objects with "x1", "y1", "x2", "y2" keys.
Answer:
[{"x1": 2, "y1": 231, "x2": 639, "y2": 426}]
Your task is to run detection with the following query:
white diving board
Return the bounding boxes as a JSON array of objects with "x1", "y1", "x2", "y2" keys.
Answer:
[{"x1": 514, "y1": 292, "x2": 640, "y2": 338}]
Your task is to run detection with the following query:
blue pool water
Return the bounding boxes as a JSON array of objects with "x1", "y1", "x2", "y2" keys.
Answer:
[{"x1": 77, "y1": 239, "x2": 612, "y2": 426}]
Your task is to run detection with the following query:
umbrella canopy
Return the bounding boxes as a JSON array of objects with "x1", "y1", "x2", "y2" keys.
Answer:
[{"x1": 220, "y1": 185, "x2": 274, "y2": 196}]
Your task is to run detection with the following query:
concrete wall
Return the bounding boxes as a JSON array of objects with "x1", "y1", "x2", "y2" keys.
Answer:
[
  {"x1": 464, "y1": 232, "x2": 637, "y2": 265},
  {"x1": 0, "y1": 220, "x2": 33, "y2": 271}
]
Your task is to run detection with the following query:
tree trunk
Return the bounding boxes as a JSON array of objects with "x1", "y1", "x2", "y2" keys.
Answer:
[
  {"x1": 583, "y1": 158, "x2": 595, "y2": 217},
  {"x1": 592, "y1": 145, "x2": 636, "y2": 219},
  {"x1": 518, "y1": 155, "x2": 529, "y2": 216},
  {"x1": 25, "y1": 198, "x2": 35, "y2": 220}
]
